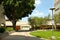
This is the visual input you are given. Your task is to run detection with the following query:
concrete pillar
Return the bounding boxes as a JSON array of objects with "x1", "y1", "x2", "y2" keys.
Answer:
[{"x1": 0, "y1": 5, "x2": 5, "y2": 27}]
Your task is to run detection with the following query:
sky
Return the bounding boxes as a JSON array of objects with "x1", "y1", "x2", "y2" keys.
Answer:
[{"x1": 21, "y1": 0, "x2": 54, "y2": 21}]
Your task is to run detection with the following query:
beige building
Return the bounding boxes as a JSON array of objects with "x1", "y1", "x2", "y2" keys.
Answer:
[
  {"x1": 5, "y1": 21, "x2": 31, "y2": 30},
  {"x1": 54, "y1": 0, "x2": 60, "y2": 14}
]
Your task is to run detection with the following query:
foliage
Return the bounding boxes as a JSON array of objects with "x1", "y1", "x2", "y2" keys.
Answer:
[
  {"x1": 1, "y1": 0, "x2": 35, "y2": 30},
  {"x1": 0, "y1": 0, "x2": 3, "y2": 4},
  {"x1": 30, "y1": 30, "x2": 60, "y2": 40},
  {"x1": 44, "y1": 14, "x2": 51, "y2": 21},
  {"x1": 28, "y1": 17, "x2": 45, "y2": 30},
  {"x1": 54, "y1": 12, "x2": 60, "y2": 29},
  {"x1": 0, "y1": 27, "x2": 5, "y2": 33},
  {"x1": 3, "y1": 0, "x2": 35, "y2": 20},
  {"x1": 54, "y1": 12, "x2": 60, "y2": 23}
]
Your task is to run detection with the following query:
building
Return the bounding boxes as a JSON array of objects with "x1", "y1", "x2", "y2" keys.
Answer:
[
  {"x1": 40, "y1": 21, "x2": 53, "y2": 29},
  {"x1": 54, "y1": 0, "x2": 60, "y2": 14},
  {"x1": 5, "y1": 20, "x2": 31, "y2": 30},
  {"x1": 54, "y1": 0, "x2": 60, "y2": 29},
  {"x1": 0, "y1": 5, "x2": 5, "y2": 27}
]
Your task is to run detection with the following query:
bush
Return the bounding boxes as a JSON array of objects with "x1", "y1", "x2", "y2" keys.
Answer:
[{"x1": 0, "y1": 27, "x2": 5, "y2": 33}]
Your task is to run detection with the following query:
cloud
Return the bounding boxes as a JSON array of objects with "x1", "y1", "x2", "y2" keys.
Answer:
[
  {"x1": 35, "y1": 0, "x2": 41, "y2": 6},
  {"x1": 21, "y1": 17, "x2": 28, "y2": 21},
  {"x1": 48, "y1": 10, "x2": 52, "y2": 15},
  {"x1": 49, "y1": 10, "x2": 51, "y2": 12},
  {"x1": 29, "y1": 10, "x2": 44, "y2": 17}
]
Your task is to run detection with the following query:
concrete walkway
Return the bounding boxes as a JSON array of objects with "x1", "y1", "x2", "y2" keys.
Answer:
[{"x1": 3, "y1": 31, "x2": 41, "y2": 40}]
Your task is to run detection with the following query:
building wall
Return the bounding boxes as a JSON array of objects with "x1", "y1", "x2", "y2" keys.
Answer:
[
  {"x1": 0, "y1": 5, "x2": 5, "y2": 27},
  {"x1": 5, "y1": 21, "x2": 31, "y2": 30},
  {"x1": 54, "y1": 0, "x2": 60, "y2": 14}
]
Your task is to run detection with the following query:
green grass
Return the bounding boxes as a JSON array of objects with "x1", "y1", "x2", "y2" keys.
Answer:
[
  {"x1": 5, "y1": 27, "x2": 14, "y2": 32},
  {"x1": 30, "y1": 30, "x2": 60, "y2": 40}
]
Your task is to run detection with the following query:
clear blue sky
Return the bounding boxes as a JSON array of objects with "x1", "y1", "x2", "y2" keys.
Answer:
[{"x1": 21, "y1": 0, "x2": 54, "y2": 21}]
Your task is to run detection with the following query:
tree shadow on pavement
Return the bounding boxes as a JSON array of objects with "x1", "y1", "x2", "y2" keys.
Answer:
[
  {"x1": 3, "y1": 35, "x2": 41, "y2": 40},
  {"x1": 16, "y1": 30, "x2": 30, "y2": 32}
]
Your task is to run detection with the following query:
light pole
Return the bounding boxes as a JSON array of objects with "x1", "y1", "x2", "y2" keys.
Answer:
[{"x1": 50, "y1": 8, "x2": 55, "y2": 40}]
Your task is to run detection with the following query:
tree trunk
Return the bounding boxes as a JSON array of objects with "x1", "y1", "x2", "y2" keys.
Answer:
[
  {"x1": 54, "y1": 23, "x2": 56, "y2": 30},
  {"x1": 12, "y1": 20, "x2": 17, "y2": 30},
  {"x1": 54, "y1": 20, "x2": 57, "y2": 30},
  {"x1": 31, "y1": 25, "x2": 35, "y2": 30}
]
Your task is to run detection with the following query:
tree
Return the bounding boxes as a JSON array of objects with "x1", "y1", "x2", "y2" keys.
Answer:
[
  {"x1": 28, "y1": 17, "x2": 45, "y2": 30},
  {"x1": 43, "y1": 14, "x2": 51, "y2": 25},
  {"x1": 2, "y1": 0, "x2": 35, "y2": 30},
  {"x1": 54, "y1": 12, "x2": 60, "y2": 23},
  {"x1": 0, "y1": 0, "x2": 3, "y2": 4},
  {"x1": 54, "y1": 12, "x2": 60, "y2": 29},
  {"x1": 44, "y1": 14, "x2": 51, "y2": 21},
  {"x1": 28, "y1": 17, "x2": 35, "y2": 30}
]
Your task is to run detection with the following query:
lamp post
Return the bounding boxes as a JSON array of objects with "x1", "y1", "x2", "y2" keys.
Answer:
[{"x1": 50, "y1": 8, "x2": 55, "y2": 40}]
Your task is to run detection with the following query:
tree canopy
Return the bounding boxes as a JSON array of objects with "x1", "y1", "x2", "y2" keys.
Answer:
[
  {"x1": 28, "y1": 17, "x2": 46, "y2": 30},
  {"x1": 3, "y1": 0, "x2": 35, "y2": 21},
  {"x1": 0, "y1": 0, "x2": 3, "y2": 4},
  {"x1": 0, "y1": 0, "x2": 35, "y2": 30},
  {"x1": 54, "y1": 12, "x2": 60, "y2": 23}
]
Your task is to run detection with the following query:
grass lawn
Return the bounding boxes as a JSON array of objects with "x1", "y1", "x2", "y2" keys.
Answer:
[
  {"x1": 5, "y1": 27, "x2": 14, "y2": 32},
  {"x1": 30, "y1": 30, "x2": 60, "y2": 40}
]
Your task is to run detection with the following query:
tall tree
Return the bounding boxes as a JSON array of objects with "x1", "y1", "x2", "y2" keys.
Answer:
[
  {"x1": 54, "y1": 12, "x2": 60, "y2": 29},
  {"x1": 44, "y1": 14, "x2": 51, "y2": 21},
  {"x1": 28, "y1": 17, "x2": 35, "y2": 30},
  {"x1": 54, "y1": 12, "x2": 60, "y2": 23},
  {"x1": 2, "y1": 0, "x2": 35, "y2": 30},
  {"x1": 28, "y1": 17, "x2": 45, "y2": 30}
]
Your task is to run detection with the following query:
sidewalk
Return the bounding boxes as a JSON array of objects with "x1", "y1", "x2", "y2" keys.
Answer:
[{"x1": 3, "y1": 31, "x2": 41, "y2": 40}]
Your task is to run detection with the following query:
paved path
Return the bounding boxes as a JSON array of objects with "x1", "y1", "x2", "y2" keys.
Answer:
[{"x1": 3, "y1": 31, "x2": 41, "y2": 40}]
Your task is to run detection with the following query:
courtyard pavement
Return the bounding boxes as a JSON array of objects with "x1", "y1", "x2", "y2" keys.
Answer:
[{"x1": 3, "y1": 30, "x2": 41, "y2": 40}]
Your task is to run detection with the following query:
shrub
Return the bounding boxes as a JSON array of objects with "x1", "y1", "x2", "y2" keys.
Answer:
[{"x1": 0, "y1": 27, "x2": 5, "y2": 33}]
